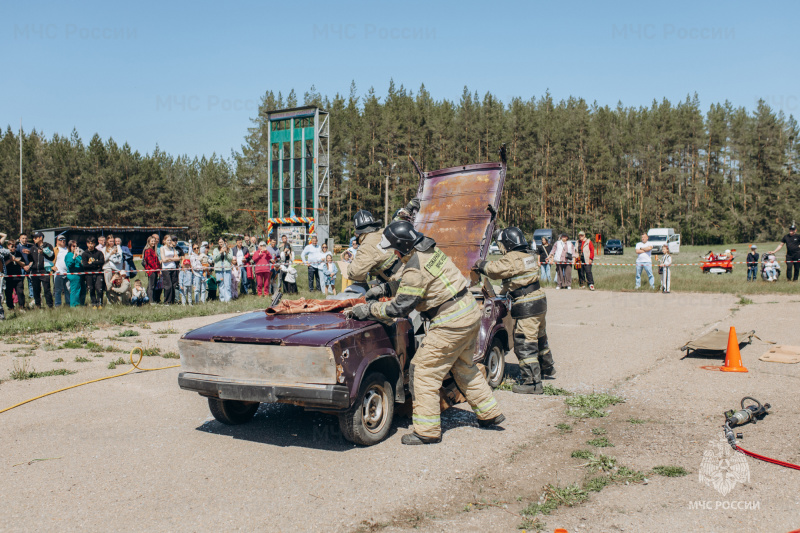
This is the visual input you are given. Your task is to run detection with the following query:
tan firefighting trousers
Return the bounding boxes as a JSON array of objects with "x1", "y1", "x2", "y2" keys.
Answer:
[{"x1": 410, "y1": 322, "x2": 503, "y2": 438}]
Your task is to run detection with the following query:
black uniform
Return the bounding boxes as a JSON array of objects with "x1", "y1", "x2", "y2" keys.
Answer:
[
  {"x1": 782, "y1": 232, "x2": 800, "y2": 281},
  {"x1": 82, "y1": 249, "x2": 106, "y2": 306}
]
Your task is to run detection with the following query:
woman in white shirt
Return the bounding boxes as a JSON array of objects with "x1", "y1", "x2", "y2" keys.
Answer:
[
  {"x1": 102, "y1": 235, "x2": 123, "y2": 289},
  {"x1": 160, "y1": 235, "x2": 179, "y2": 304},
  {"x1": 549, "y1": 234, "x2": 574, "y2": 290}
]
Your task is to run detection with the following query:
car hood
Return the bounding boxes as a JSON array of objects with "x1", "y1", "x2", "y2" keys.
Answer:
[
  {"x1": 182, "y1": 311, "x2": 372, "y2": 346},
  {"x1": 413, "y1": 161, "x2": 506, "y2": 277}
]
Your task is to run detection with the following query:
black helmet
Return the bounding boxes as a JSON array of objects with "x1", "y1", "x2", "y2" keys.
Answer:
[
  {"x1": 354, "y1": 210, "x2": 381, "y2": 235},
  {"x1": 379, "y1": 221, "x2": 423, "y2": 256},
  {"x1": 496, "y1": 227, "x2": 528, "y2": 253}
]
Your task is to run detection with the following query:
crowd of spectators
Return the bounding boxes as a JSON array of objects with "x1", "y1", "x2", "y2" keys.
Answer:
[{"x1": 0, "y1": 230, "x2": 345, "y2": 320}]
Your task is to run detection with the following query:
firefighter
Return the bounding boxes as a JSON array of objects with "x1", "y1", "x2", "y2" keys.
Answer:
[
  {"x1": 348, "y1": 201, "x2": 419, "y2": 300},
  {"x1": 345, "y1": 221, "x2": 504, "y2": 444},
  {"x1": 473, "y1": 227, "x2": 555, "y2": 394}
]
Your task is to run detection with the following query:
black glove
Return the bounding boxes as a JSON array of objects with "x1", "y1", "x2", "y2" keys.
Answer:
[
  {"x1": 472, "y1": 260, "x2": 487, "y2": 275},
  {"x1": 345, "y1": 303, "x2": 372, "y2": 321},
  {"x1": 406, "y1": 198, "x2": 421, "y2": 212},
  {"x1": 365, "y1": 284, "x2": 386, "y2": 302}
]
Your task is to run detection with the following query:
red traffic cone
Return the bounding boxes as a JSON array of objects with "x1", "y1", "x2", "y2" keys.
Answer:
[{"x1": 720, "y1": 326, "x2": 748, "y2": 372}]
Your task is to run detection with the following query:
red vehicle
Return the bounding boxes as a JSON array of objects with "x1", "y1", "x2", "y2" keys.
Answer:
[{"x1": 701, "y1": 250, "x2": 735, "y2": 274}]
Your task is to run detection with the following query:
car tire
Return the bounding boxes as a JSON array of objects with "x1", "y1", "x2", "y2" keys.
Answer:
[
  {"x1": 338, "y1": 372, "x2": 394, "y2": 446},
  {"x1": 483, "y1": 337, "x2": 507, "y2": 389},
  {"x1": 208, "y1": 398, "x2": 259, "y2": 425}
]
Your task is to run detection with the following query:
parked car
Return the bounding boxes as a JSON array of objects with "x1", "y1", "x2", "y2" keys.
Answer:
[
  {"x1": 175, "y1": 240, "x2": 190, "y2": 255},
  {"x1": 647, "y1": 228, "x2": 680, "y2": 255},
  {"x1": 532, "y1": 228, "x2": 555, "y2": 247},
  {"x1": 178, "y1": 160, "x2": 513, "y2": 446},
  {"x1": 604, "y1": 239, "x2": 624, "y2": 255},
  {"x1": 489, "y1": 242, "x2": 501, "y2": 254}
]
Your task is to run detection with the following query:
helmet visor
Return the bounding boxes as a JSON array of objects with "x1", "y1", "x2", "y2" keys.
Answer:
[{"x1": 379, "y1": 234, "x2": 394, "y2": 251}]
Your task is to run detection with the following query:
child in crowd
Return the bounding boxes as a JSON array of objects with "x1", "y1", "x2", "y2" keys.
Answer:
[
  {"x1": 206, "y1": 274, "x2": 218, "y2": 301},
  {"x1": 178, "y1": 259, "x2": 194, "y2": 305},
  {"x1": 230, "y1": 258, "x2": 241, "y2": 299},
  {"x1": 280, "y1": 260, "x2": 298, "y2": 294},
  {"x1": 322, "y1": 254, "x2": 338, "y2": 296},
  {"x1": 764, "y1": 254, "x2": 779, "y2": 282},
  {"x1": 659, "y1": 245, "x2": 672, "y2": 294},
  {"x1": 131, "y1": 279, "x2": 149, "y2": 306}
]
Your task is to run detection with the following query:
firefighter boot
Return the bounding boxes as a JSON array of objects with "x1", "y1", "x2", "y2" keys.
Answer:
[
  {"x1": 512, "y1": 335, "x2": 543, "y2": 394},
  {"x1": 538, "y1": 335, "x2": 556, "y2": 379}
]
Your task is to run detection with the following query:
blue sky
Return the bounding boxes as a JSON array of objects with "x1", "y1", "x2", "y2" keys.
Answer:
[{"x1": 2, "y1": 0, "x2": 797, "y2": 159}]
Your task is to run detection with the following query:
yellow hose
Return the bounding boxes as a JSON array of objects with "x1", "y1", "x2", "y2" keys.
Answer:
[{"x1": 0, "y1": 347, "x2": 180, "y2": 414}]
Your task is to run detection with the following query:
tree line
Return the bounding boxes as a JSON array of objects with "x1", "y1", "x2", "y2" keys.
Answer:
[{"x1": 2, "y1": 82, "x2": 798, "y2": 245}]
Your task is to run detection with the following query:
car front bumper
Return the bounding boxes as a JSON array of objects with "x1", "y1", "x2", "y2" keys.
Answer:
[{"x1": 178, "y1": 372, "x2": 350, "y2": 409}]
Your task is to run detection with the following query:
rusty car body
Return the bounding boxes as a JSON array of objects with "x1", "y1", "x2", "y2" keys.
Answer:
[{"x1": 178, "y1": 160, "x2": 512, "y2": 445}]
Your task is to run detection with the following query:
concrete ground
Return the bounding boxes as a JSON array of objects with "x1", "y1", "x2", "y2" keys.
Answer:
[{"x1": 1, "y1": 290, "x2": 798, "y2": 532}]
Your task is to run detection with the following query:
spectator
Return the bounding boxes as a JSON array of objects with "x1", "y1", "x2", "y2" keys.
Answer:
[
  {"x1": 0, "y1": 232, "x2": 8, "y2": 319},
  {"x1": 212, "y1": 238, "x2": 233, "y2": 302},
  {"x1": 634, "y1": 233, "x2": 655, "y2": 290},
  {"x1": 245, "y1": 234, "x2": 257, "y2": 295},
  {"x1": 341, "y1": 249, "x2": 353, "y2": 263},
  {"x1": 301, "y1": 235, "x2": 323, "y2": 292},
  {"x1": 160, "y1": 235, "x2": 179, "y2": 304},
  {"x1": 231, "y1": 258, "x2": 241, "y2": 299},
  {"x1": 4, "y1": 237, "x2": 26, "y2": 311},
  {"x1": 321, "y1": 254, "x2": 339, "y2": 296},
  {"x1": 770, "y1": 223, "x2": 799, "y2": 282},
  {"x1": 16, "y1": 233, "x2": 34, "y2": 304},
  {"x1": 318, "y1": 242, "x2": 332, "y2": 288},
  {"x1": 65, "y1": 240, "x2": 85, "y2": 307},
  {"x1": 280, "y1": 260, "x2": 298, "y2": 293},
  {"x1": 659, "y1": 245, "x2": 672, "y2": 294},
  {"x1": 97, "y1": 235, "x2": 106, "y2": 252},
  {"x1": 746, "y1": 245, "x2": 759, "y2": 282},
  {"x1": 102, "y1": 236, "x2": 122, "y2": 288},
  {"x1": 29, "y1": 231, "x2": 55, "y2": 308},
  {"x1": 107, "y1": 271, "x2": 132, "y2": 305},
  {"x1": 117, "y1": 237, "x2": 137, "y2": 277},
  {"x1": 764, "y1": 255, "x2": 779, "y2": 281},
  {"x1": 131, "y1": 279, "x2": 149, "y2": 306},
  {"x1": 538, "y1": 237, "x2": 553, "y2": 284},
  {"x1": 178, "y1": 259, "x2": 194, "y2": 305},
  {"x1": 190, "y1": 243, "x2": 208, "y2": 304},
  {"x1": 232, "y1": 237, "x2": 251, "y2": 296},
  {"x1": 549, "y1": 233, "x2": 574, "y2": 290},
  {"x1": 82, "y1": 237, "x2": 105, "y2": 309},
  {"x1": 576, "y1": 231, "x2": 595, "y2": 291},
  {"x1": 345, "y1": 237, "x2": 359, "y2": 260},
  {"x1": 206, "y1": 274, "x2": 218, "y2": 301},
  {"x1": 52, "y1": 234, "x2": 69, "y2": 306},
  {"x1": 252, "y1": 241, "x2": 273, "y2": 297},
  {"x1": 266, "y1": 238, "x2": 280, "y2": 295},
  {"x1": 142, "y1": 236, "x2": 162, "y2": 304}
]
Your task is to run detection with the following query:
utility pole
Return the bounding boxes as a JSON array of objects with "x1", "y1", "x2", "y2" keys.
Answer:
[
  {"x1": 19, "y1": 118, "x2": 23, "y2": 233},
  {"x1": 379, "y1": 161, "x2": 397, "y2": 226}
]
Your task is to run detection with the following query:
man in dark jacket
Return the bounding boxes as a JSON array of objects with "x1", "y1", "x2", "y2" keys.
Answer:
[
  {"x1": 4, "y1": 237, "x2": 26, "y2": 311},
  {"x1": 29, "y1": 231, "x2": 55, "y2": 308},
  {"x1": 771, "y1": 223, "x2": 800, "y2": 282},
  {"x1": 81, "y1": 236, "x2": 106, "y2": 308}
]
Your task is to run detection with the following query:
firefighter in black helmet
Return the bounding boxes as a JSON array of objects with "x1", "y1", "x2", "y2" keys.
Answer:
[
  {"x1": 348, "y1": 200, "x2": 420, "y2": 299},
  {"x1": 346, "y1": 221, "x2": 504, "y2": 444},
  {"x1": 473, "y1": 227, "x2": 555, "y2": 394}
]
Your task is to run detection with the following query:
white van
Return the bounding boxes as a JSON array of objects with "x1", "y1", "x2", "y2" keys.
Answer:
[{"x1": 647, "y1": 228, "x2": 680, "y2": 255}]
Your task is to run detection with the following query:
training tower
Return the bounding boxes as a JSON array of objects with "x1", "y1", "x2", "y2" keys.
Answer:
[{"x1": 264, "y1": 105, "x2": 330, "y2": 244}]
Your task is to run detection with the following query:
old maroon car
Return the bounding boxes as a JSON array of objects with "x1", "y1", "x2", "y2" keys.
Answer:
[{"x1": 178, "y1": 160, "x2": 512, "y2": 445}]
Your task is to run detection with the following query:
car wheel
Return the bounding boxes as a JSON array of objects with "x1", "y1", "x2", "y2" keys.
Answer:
[
  {"x1": 208, "y1": 398, "x2": 259, "y2": 425},
  {"x1": 483, "y1": 338, "x2": 507, "y2": 389},
  {"x1": 338, "y1": 372, "x2": 394, "y2": 446}
]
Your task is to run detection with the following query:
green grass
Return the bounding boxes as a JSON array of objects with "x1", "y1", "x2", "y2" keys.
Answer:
[
  {"x1": 53, "y1": 357, "x2": 64, "y2": 362},
  {"x1": 652, "y1": 465, "x2": 689, "y2": 477},
  {"x1": 10, "y1": 359, "x2": 77, "y2": 380},
  {"x1": 590, "y1": 427, "x2": 607, "y2": 435},
  {"x1": 555, "y1": 423, "x2": 572, "y2": 432},
  {"x1": 627, "y1": 417, "x2": 646, "y2": 424},
  {"x1": 543, "y1": 384, "x2": 572, "y2": 396},
  {"x1": 107, "y1": 357, "x2": 127, "y2": 369},
  {"x1": 571, "y1": 449, "x2": 594, "y2": 459},
  {"x1": 154, "y1": 327, "x2": 178, "y2": 334},
  {"x1": 586, "y1": 437, "x2": 614, "y2": 448},
  {"x1": 0, "y1": 286, "x2": 320, "y2": 336},
  {"x1": 737, "y1": 295, "x2": 754, "y2": 305},
  {"x1": 74, "y1": 356, "x2": 91, "y2": 363},
  {"x1": 565, "y1": 392, "x2": 625, "y2": 418},
  {"x1": 161, "y1": 351, "x2": 180, "y2": 359},
  {"x1": 578, "y1": 241, "x2": 800, "y2": 295},
  {"x1": 117, "y1": 330, "x2": 140, "y2": 337}
]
